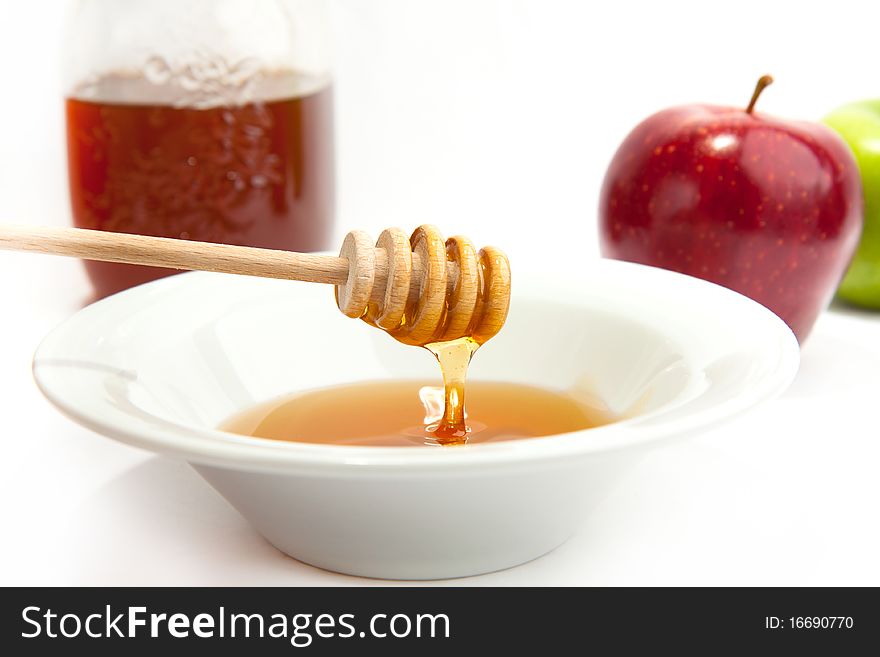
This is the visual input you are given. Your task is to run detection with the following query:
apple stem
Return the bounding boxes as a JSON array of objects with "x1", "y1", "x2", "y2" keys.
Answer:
[{"x1": 746, "y1": 75, "x2": 774, "y2": 114}]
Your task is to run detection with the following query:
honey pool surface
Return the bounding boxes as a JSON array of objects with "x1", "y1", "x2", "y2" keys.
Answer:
[{"x1": 220, "y1": 380, "x2": 610, "y2": 447}]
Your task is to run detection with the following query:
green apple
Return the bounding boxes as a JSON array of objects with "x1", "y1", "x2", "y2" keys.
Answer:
[{"x1": 824, "y1": 101, "x2": 880, "y2": 308}]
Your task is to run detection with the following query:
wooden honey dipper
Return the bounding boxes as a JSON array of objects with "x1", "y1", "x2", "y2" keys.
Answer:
[{"x1": 0, "y1": 223, "x2": 511, "y2": 346}]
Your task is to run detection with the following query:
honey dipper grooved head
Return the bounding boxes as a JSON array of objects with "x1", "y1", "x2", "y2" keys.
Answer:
[{"x1": 335, "y1": 225, "x2": 511, "y2": 346}]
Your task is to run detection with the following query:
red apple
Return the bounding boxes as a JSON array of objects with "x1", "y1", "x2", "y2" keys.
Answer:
[{"x1": 599, "y1": 76, "x2": 863, "y2": 342}]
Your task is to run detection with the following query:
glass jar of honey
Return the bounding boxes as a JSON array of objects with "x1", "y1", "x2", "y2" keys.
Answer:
[{"x1": 63, "y1": 0, "x2": 335, "y2": 298}]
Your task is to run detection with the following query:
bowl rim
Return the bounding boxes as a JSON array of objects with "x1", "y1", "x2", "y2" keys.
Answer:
[{"x1": 33, "y1": 262, "x2": 800, "y2": 475}]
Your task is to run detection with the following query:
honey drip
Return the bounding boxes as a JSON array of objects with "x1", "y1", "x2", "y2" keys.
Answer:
[
  {"x1": 354, "y1": 227, "x2": 510, "y2": 445},
  {"x1": 423, "y1": 337, "x2": 480, "y2": 443}
]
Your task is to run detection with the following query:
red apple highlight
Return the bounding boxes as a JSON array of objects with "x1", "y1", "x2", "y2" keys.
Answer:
[{"x1": 599, "y1": 76, "x2": 862, "y2": 342}]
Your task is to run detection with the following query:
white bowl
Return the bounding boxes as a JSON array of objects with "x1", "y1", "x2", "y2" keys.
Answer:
[{"x1": 33, "y1": 260, "x2": 798, "y2": 579}]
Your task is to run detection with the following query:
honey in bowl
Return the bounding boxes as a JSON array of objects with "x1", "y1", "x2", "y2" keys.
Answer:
[{"x1": 220, "y1": 380, "x2": 611, "y2": 447}]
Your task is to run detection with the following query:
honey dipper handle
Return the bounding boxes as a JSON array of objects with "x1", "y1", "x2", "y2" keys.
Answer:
[{"x1": 0, "y1": 223, "x2": 351, "y2": 285}]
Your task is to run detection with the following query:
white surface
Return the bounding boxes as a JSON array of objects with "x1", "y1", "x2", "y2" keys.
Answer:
[
  {"x1": 1, "y1": 0, "x2": 879, "y2": 585},
  {"x1": 31, "y1": 265, "x2": 797, "y2": 579}
]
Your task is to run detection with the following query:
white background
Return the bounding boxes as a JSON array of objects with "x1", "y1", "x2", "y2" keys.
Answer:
[{"x1": 1, "y1": 0, "x2": 878, "y2": 585}]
